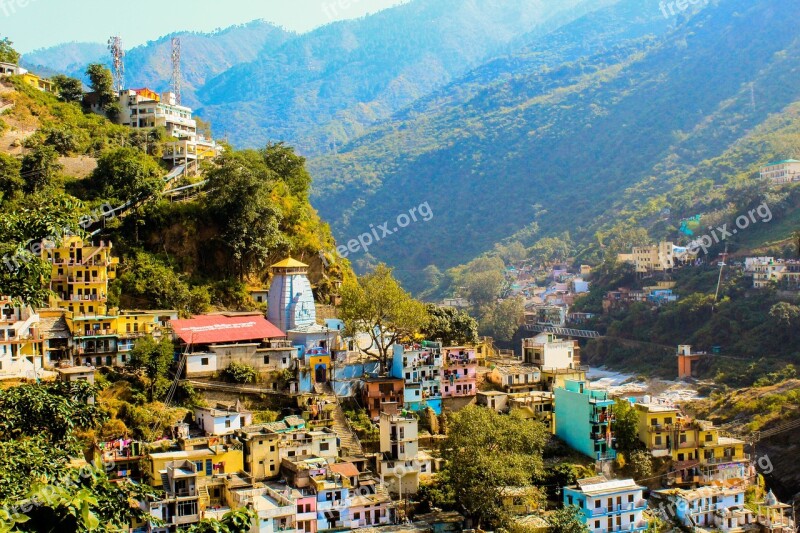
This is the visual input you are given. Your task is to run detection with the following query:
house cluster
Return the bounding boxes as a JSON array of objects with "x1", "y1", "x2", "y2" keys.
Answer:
[
  {"x1": 602, "y1": 280, "x2": 679, "y2": 313},
  {"x1": 0, "y1": 61, "x2": 56, "y2": 93},
  {"x1": 744, "y1": 257, "x2": 800, "y2": 290},
  {"x1": 486, "y1": 376, "x2": 794, "y2": 533},
  {"x1": 97, "y1": 401, "x2": 442, "y2": 532}
]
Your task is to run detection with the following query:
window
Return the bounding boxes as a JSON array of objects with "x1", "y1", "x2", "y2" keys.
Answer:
[
  {"x1": 320, "y1": 442, "x2": 330, "y2": 451},
  {"x1": 655, "y1": 436, "x2": 662, "y2": 445},
  {"x1": 201, "y1": 358, "x2": 209, "y2": 366},
  {"x1": 705, "y1": 433, "x2": 713, "y2": 442},
  {"x1": 679, "y1": 434, "x2": 687, "y2": 443},
  {"x1": 354, "y1": 512, "x2": 361, "y2": 520},
  {"x1": 264, "y1": 355, "x2": 270, "y2": 364},
  {"x1": 595, "y1": 500, "x2": 601, "y2": 508},
  {"x1": 628, "y1": 495, "x2": 634, "y2": 503},
  {"x1": 665, "y1": 417, "x2": 673, "y2": 425},
  {"x1": 225, "y1": 420, "x2": 231, "y2": 428},
  {"x1": 270, "y1": 445, "x2": 275, "y2": 452},
  {"x1": 595, "y1": 521, "x2": 600, "y2": 529},
  {"x1": 270, "y1": 464, "x2": 275, "y2": 471},
  {"x1": 206, "y1": 460, "x2": 212, "y2": 475},
  {"x1": 194, "y1": 461, "x2": 203, "y2": 472}
]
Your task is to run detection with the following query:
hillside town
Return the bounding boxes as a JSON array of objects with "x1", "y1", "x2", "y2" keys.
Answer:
[{"x1": 0, "y1": 6, "x2": 799, "y2": 533}]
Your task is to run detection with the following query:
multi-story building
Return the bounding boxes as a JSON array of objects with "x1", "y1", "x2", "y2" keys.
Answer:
[
  {"x1": 41, "y1": 236, "x2": 176, "y2": 367},
  {"x1": 653, "y1": 486, "x2": 751, "y2": 532},
  {"x1": 148, "y1": 460, "x2": 201, "y2": 530},
  {"x1": 361, "y1": 377, "x2": 404, "y2": 421},
  {"x1": 120, "y1": 88, "x2": 196, "y2": 139},
  {"x1": 554, "y1": 380, "x2": 617, "y2": 461},
  {"x1": 522, "y1": 333, "x2": 580, "y2": 370},
  {"x1": 618, "y1": 242, "x2": 696, "y2": 274},
  {"x1": 760, "y1": 159, "x2": 800, "y2": 185},
  {"x1": 391, "y1": 341, "x2": 443, "y2": 414},
  {"x1": 147, "y1": 436, "x2": 244, "y2": 489},
  {"x1": 378, "y1": 412, "x2": 426, "y2": 496},
  {"x1": 0, "y1": 297, "x2": 44, "y2": 378},
  {"x1": 746, "y1": 257, "x2": 800, "y2": 289},
  {"x1": 563, "y1": 476, "x2": 648, "y2": 533},
  {"x1": 441, "y1": 345, "x2": 477, "y2": 398}
]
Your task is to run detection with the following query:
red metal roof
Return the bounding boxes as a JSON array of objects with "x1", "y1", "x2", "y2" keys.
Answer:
[{"x1": 172, "y1": 314, "x2": 286, "y2": 345}]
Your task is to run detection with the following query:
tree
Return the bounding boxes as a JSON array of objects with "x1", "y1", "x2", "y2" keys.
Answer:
[
  {"x1": 205, "y1": 150, "x2": 286, "y2": 278},
  {"x1": 187, "y1": 507, "x2": 258, "y2": 532},
  {"x1": 441, "y1": 406, "x2": 549, "y2": 528},
  {"x1": 626, "y1": 450, "x2": 653, "y2": 480},
  {"x1": 221, "y1": 362, "x2": 257, "y2": 384},
  {"x1": 127, "y1": 335, "x2": 175, "y2": 402},
  {"x1": 262, "y1": 142, "x2": 312, "y2": 199},
  {"x1": 92, "y1": 147, "x2": 163, "y2": 203},
  {"x1": 481, "y1": 297, "x2": 524, "y2": 342},
  {"x1": 422, "y1": 304, "x2": 479, "y2": 345},
  {"x1": 21, "y1": 144, "x2": 62, "y2": 193},
  {"x1": 463, "y1": 269, "x2": 505, "y2": 307},
  {"x1": 52, "y1": 74, "x2": 84, "y2": 103},
  {"x1": 340, "y1": 264, "x2": 428, "y2": 372},
  {"x1": 613, "y1": 399, "x2": 642, "y2": 453},
  {"x1": 85, "y1": 64, "x2": 115, "y2": 108},
  {"x1": 0, "y1": 37, "x2": 20, "y2": 64},
  {"x1": 548, "y1": 505, "x2": 589, "y2": 533},
  {"x1": 0, "y1": 152, "x2": 22, "y2": 200}
]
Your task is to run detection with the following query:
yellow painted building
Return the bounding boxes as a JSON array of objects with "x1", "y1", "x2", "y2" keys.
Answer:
[
  {"x1": 0, "y1": 297, "x2": 45, "y2": 378},
  {"x1": 147, "y1": 437, "x2": 244, "y2": 488},
  {"x1": 21, "y1": 72, "x2": 55, "y2": 93},
  {"x1": 42, "y1": 236, "x2": 176, "y2": 366},
  {"x1": 633, "y1": 402, "x2": 746, "y2": 464}
]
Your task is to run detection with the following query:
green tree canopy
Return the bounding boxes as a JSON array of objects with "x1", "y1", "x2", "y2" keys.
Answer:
[
  {"x1": 548, "y1": 505, "x2": 590, "y2": 533},
  {"x1": 0, "y1": 152, "x2": 23, "y2": 201},
  {"x1": 52, "y1": 74, "x2": 84, "y2": 104},
  {"x1": 440, "y1": 406, "x2": 549, "y2": 528},
  {"x1": 85, "y1": 64, "x2": 115, "y2": 108},
  {"x1": 421, "y1": 303, "x2": 479, "y2": 345},
  {"x1": 0, "y1": 37, "x2": 20, "y2": 64},
  {"x1": 21, "y1": 144, "x2": 62, "y2": 193},
  {"x1": 205, "y1": 150, "x2": 287, "y2": 278},
  {"x1": 127, "y1": 335, "x2": 175, "y2": 402},
  {"x1": 261, "y1": 142, "x2": 312, "y2": 199},
  {"x1": 91, "y1": 147, "x2": 163, "y2": 203},
  {"x1": 613, "y1": 399, "x2": 642, "y2": 453},
  {"x1": 480, "y1": 297, "x2": 524, "y2": 342},
  {"x1": 340, "y1": 264, "x2": 428, "y2": 372}
]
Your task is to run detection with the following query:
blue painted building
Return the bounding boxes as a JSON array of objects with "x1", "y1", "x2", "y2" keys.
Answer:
[
  {"x1": 554, "y1": 380, "x2": 617, "y2": 461},
  {"x1": 563, "y1": 475, "x2": 648, "y2": 533},
  {"x1": 390, "y1": 341, "x2": 443, "y2": 415}
]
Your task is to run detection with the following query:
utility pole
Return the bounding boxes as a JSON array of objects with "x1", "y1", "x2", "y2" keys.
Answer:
[{"x1": 107, "y1": 36, "x2": 125, "y2": 93}]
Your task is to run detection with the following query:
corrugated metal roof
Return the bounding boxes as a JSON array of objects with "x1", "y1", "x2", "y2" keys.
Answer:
[{"x1": 172, "y1": 315, "x2": 285, "y2": 345}]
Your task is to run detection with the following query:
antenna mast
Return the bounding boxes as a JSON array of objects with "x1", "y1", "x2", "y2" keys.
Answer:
[
  {"x1": 108, "y1": 35, "x2": 125, "y2": 93},
  {"x1": 171, "y1": 37, "x2": 182, "y2": 105}
]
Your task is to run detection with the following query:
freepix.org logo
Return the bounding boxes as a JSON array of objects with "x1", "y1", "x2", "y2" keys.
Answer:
[{"x1": 335, "y1": 202, "x2": 434, "y2": 259}]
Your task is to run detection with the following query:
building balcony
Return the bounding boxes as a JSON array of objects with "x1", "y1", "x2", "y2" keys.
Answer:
[
  {"x1": 590, "y1": 502, "x2": 646, "y2": 517},
  {"x1": 590, "y1": 413, "x2": 615, "y2": 424}
]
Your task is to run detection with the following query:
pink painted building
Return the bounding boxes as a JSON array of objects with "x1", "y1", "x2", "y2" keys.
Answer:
[{"x1": 441, "y1": 346, "x2": 477, "y2": 398}]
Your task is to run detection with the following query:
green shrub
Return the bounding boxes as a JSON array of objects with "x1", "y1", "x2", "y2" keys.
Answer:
[{"x1": 221, "y1": 362, "x2": 257, "y2": 384}]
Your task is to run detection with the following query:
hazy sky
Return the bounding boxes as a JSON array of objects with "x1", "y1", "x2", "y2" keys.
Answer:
[{"x1": 3, "y1": 0, "x2": 409, "y2": 53}]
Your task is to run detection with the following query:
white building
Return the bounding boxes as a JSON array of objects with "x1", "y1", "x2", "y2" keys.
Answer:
[
  {"x1": 654, "y1": 486, "x2": 751, "y2": 532},
  {"x1": 563, "y1": 476, "x2": 648, "y2": 533},
  {"x1": 378, "y1": 412, "x2": 428, "y2": 496},
  {"x1": 760, "y1": 159, "x2": 800, "y2": 185},
  {"x1": 521, "y1": 333, "x2": 579, "y2": 370},
  {"x1": 194, "y1": 402, "x2": 253, "y2": 436}
]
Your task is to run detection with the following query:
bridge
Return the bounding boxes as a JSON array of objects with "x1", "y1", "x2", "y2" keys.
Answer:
[{"x1": 524, "y1": 323, "x2": 602, "y2": 339}]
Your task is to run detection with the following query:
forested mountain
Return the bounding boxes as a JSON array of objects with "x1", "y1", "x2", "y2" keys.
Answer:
[
  {"x1": 23, "y1": 21, "x2": 293, "y2": 108},
  {"x1": 196, "y1": 0, "x2": 613, "y2": 151},
  {"x1": 307, "y1": 0, "x2": 800, "y2": 290}
]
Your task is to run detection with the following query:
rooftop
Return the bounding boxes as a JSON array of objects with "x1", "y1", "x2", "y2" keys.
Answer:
[
  {"x1": 574, "y1": 476, "x2": 642, "y2": 496},
  {"x1": 172, "y1": 314, "x2": 285, "y2": 344},
  {"x1": 271, "y1": 257, "x2": 308, "y2": 269}
]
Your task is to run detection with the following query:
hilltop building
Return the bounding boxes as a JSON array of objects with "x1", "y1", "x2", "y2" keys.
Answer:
[
  {"x1": 653, "y1": 486, "x2": 752, "y2": 532},
  {"x1": 267, "y1": 258, "x2": 317, "y2": 334},
  {"x1": 760, "y1": 159, "x2": 800, "y2": 185},
  {"x1": 391, "y1": 341, "x2": 443, "y2": 414},
  {"x1": 377, "y1": 412, "x2": 427, "y2": 496},
  {"x1": 745, "y1": 257, "x2": 800, "y2": 289}
]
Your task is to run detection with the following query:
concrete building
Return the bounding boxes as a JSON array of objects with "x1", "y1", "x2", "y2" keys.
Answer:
[
  {"x1": 653, "y1": 486, "x2": 751, "y2": 531},
  {"x1": 522, "y1": 333, "x2": 580, "y2": 370},
  {"x1": 563, "y1": 476, "x2": 647, "y2": 533},
  {"x1": 487, "y1": 364, "x2": 541, "y2": 393},
  {"x1": 618, "y1": 242, "x2": 696, "y2": 274},
  {"x1": 554, "y1": 380, "x2": 616, "y2": 461},
  {"x1": 391, "y1": 341, "x2": 443, "y2": 414},
  {"x1": 378, "y1": 412, "x2": 425, "y2": 496},
  {"x1": 194, "y1": 402, "x2": 253, "y2": 437},
  {"x1": 361, "y1": 377, "x2": 404, "y2": 421},
  {"x1": 760, "y1": 159, "x2": 800, "y2": 185},
  {"x1": 441, "y1": 345, "x2": 477, "y2": 398},
  {"x1": 0, "y1": 297, "x2": 44, "y2": 379}
]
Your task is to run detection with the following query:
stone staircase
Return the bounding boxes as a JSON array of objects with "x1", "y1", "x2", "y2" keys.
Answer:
[{"x1": 315, "y1": 383, "x2": 363, "y2": 456}]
